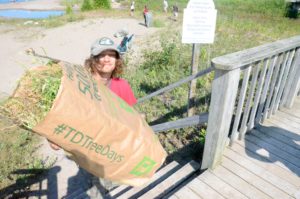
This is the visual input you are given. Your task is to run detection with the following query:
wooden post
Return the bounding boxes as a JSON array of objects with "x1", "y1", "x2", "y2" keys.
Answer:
[
  {"x1": 187, "y1": 44, "x2": 200, "y2": 117},
  {"x1": 201, "y1": 68, "x2": 240, "y2": 169}
]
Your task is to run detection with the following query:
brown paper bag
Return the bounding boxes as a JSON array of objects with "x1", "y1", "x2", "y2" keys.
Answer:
[{"x1": 33, "y1": 62, "x2": 167, "y2": 186}]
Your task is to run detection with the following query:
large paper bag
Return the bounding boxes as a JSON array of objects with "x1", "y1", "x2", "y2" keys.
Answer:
[{"x1": 33, "y1": 62, "x2": 167, "y2": 186}]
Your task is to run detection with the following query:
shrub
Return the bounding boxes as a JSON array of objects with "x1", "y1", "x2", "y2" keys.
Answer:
[
  {"x1": 81, "y1": 0, "x2": 93, "y2": 11},
  {"x1": 93, "y1": 0, "x2": 111, "y2": 9}
]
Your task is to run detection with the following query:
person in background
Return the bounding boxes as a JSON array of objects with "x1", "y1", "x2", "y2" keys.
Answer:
[
  {"x1": 172, "y1": 4, "x2": 179, "y2": 21},
  {"x1": 143, "y1": 5, "x2": 149, "y2": 27},
  {"x1": 130, "y1": 1, "x2": 135, "y2": 16},
  {"x1": 163, "y1": 0, "x2": 168, "y2": 13}
]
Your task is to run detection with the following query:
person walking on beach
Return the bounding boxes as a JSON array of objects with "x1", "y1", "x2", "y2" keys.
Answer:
[
  {"x1": 172, "y1": 4, "x2": 179, "y2": 20},
  {"x1": 163, "y1": 0, "x2": 168, "y2": 13},
  {"x1": 130, "y1": 1, "x2": 135, "y2": 16},
  {"x1": 143, "y1": 5, "x2": 149, "y2": 27}
]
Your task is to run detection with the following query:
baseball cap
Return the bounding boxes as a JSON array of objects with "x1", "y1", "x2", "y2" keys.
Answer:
[{"x1": 90, "y1": 37, "x2": 120, "y2": 57}]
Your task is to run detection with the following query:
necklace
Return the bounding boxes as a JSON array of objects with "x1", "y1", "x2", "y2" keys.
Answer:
[{"x1": 101, "y1": 78, "x2": 111, "y2": 86}]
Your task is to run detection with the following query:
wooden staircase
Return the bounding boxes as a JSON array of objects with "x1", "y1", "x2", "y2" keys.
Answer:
[{"x1": 65, "y1": 160, "x2": 200, "y2": 199}]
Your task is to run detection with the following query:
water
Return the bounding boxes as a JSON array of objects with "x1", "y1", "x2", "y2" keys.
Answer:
[
  {"x1": 0, "y1": 9, "x2": 65, "y2": 19},
  {"x1": 0, "y1": 0, "x2": 32, "y2": 4}
]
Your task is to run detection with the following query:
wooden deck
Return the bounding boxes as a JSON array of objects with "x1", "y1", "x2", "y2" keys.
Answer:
[
  {"x1": 105, "y1": 97, "x2": 300, "y2": 199},
  {"x1": 170, "y1": 97, "x2": 300, "y2": 199}
]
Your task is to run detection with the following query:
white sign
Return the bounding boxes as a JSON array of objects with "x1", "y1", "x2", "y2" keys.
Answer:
[{"x1": 182, "y1": 0, "x2": 217, "y2": 44}]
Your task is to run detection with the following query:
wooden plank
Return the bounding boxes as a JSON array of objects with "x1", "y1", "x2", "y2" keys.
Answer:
[
  {"x1": 108, "y1": 184, "x2": 131, "y2": 197},
  {"x1": 270, "y1": 113, "x2": 300, "y2": 131},
  {"x1": 251, "y1": 129, "x2": 300, "y2": 157},
  {"x1": 187, "y1": 177, "x2": 224, "y2": 199},
  {"x1": 239, "y1": 65, "x2": 260, "y2": 137},
  {"x1": 151, "y1": 113, "x2": 208, "y2": 133},
  {"x1": 248, "y1": 59, "x2": 269, "y2": 130},
  {"x1": 255, "y1": 124, "x2": 300, "y2": 150},
  {"x1": 245, "y1": 133, "x2": 300, "y2": 168},
  {"x1": 281, "y1": 49, "x2": 299, "y2": 107},
  {"x1": 230, "y1": 142, "x2": 300, "y2": 187},
  {"x1": 212, "y1": 164, "x2": 271, "y2": 199},
  {"x1": 202, "y1": 68, "x2": 240, "y2": 169},
  {"x1": 166, "y1": 194, "x2": 179, "y2": 199},
  {"x1": 224, "y1": 148, "x2": 298, "y2": 196},
  {"x1": 262, "y1": 121, "x2": 300, "y2": 145},
  {"x1": 237, "y1": 137, "x2": 300, "y2": 176},
  {"x1": 167, "y1": 195, "x2": 179, "y2": 199},
  {"x1": 111, "y1": 161, "x2": 181, "y2": 199},
  {"x1": 137, "y1": 67, "x2": 212, "y2": 104},
  {"x1": 270, "y1": 114, "x2": 300, "y2": 133},
  {"x1": 173, "y1": 186, "x2": 202, "y2": 199},
  {"x1": 230, "y1": 66, "x2": 251, "y2": 145},
  {"x1": 273, "y1": 110, "x2": 300, "y2": 124},
  {"x1": 281, "y1": 107, "x2": 300, "y2": 118},
  {"x1": 197, "y1": 170, "x2": 248, "y2": 199},
  {"x1": 269, "y1": 51, "x2": 289, "y2": 116},
  {"x1": 138, "y1": 160, "x2": 200, "y2": 199},
  {"x1": 281, "y1": 49, "x2": 300, "y2": 108},
  {"x1": 212, "y1": 35, "x2": 300, "y2": 70},
  {"x1": 267, "y1": 117, "x2": 300, "y2": 136},
  {"x1": 274, "y1": 50, "x2": 295, "y2": 112},
  {"x1": 221, "y1": 156, "x2": 291, "y2": 198},
  {"x1": 262, "y1": 54, "x2": 283, "y2": 122},
  {"x1": 255, "y1": 55, "x2": 278, "y2": 124}
]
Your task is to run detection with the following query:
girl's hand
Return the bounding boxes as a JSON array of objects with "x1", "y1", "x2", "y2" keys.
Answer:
[{"x1": 48, "y1": 140, "x2": 61, "y2": 150}]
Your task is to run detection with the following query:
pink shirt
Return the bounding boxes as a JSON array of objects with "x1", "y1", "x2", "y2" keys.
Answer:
[{"x1": 109, "y1": 78, "x2": 137, "y2": 106}]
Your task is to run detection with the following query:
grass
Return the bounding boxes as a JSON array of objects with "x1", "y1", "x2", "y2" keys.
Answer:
[
  {"x1": 0, "y1": 0, "x2": 299, "y2": 193},
  {"x1": 0, "y1": 117, "x2": 52, "y2": 196},
  {"x1": 0, "y1": 63, "x2": 61, "y2": 196}
]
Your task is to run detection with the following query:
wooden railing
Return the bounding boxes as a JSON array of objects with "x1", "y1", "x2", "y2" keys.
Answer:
[
  {"x1": 138, "y1": 67, "x2": 212, "y2": 133},
  {"x1": 201, "y1": 35, "x2": 300, "y2": 169}
]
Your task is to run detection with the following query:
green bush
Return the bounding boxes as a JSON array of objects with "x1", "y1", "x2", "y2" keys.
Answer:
[
  {"x1": 93, "y1": 0, "x2": 111, "y2": 9},
  {"x1": 81, "y1": 0, "x2": 93, "y2": 11},
  {"x1": 66, "y1": 4, "x2": 73, "y2": 15}
]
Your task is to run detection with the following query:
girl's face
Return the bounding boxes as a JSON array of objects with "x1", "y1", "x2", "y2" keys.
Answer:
[{"x1": 95, "y1": 50, "x2": 117, "y2": 74}]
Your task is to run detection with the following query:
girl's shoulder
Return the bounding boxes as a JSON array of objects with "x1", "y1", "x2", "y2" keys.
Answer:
[{"x1": 111, "y1": 77, "x2": 130, "y2": 85}]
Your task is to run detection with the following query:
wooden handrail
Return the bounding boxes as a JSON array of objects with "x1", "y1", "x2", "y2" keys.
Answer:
[
  {"x1": 212, "y1": 35, "x2": 300, "y2": 70},
  {"x1": 137, "y1": 67, "x2": 212, "y2": 104}
]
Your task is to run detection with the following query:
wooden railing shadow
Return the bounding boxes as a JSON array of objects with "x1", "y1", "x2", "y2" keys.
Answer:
[
  {"x1": 0, "y1": 166, "x2": 60, "y2": 198},
  {"x1": 245, "y1": 125, "x2": 300, "y2": 177},
  {"x1": 107, "y1": 141, "x2": 204, "y2": 199}
]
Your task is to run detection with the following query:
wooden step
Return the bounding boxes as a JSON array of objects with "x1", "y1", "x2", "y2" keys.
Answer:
[
  {"x1": 108, "y1": 161, "x2": 182, "y2": 199},
  {"x1": 137, "y1": 160, "x2": 200, "y2": 199}
]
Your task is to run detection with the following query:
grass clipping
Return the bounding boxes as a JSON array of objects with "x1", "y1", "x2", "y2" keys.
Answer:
[{"x1": 0, "y1": 63, "x2": 62, "y2": 130}]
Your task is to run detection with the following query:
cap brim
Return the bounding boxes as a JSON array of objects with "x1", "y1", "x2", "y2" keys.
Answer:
[{"x1": 91, "y1": 47, "x2": 120, "y2": 57}]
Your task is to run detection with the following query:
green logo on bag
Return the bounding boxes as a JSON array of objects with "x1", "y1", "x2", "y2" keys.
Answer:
[{"x1": 130, "y1": 156, "x2": 156, "y2": 176}]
